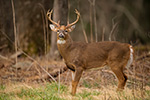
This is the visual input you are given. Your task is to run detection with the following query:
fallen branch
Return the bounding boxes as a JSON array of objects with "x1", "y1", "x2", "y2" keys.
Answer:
[
  {"x1": 10, "y1": 51, "x2": 23, "y2": 59},
  {"x1": 127, "y1": 75, "x2": 147, "y2": 83},
  {"x1": 48, "y1": 66, "x2": 68, "y2": 78},
  {"x1": 0, "y1": 55, "x2": 14, "y2": 63},
  {"x1": 136, "y1": 53, "x2": 150, "y2": 61},
  {"x1": 41, "y1": 66, "x2": 68, "y2": 81},
  {"x1": 0, "y1": 44, "x2": 8, "y2": 50}
]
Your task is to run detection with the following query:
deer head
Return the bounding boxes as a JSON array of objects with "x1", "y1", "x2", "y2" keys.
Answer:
[{"x1": 47, "y1": 9, "x2": 80, "y2": 44}]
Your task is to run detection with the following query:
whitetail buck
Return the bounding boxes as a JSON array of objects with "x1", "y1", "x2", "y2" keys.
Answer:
[{"x1": 47, "y1": 9, "x2": 134, "y2": 96}]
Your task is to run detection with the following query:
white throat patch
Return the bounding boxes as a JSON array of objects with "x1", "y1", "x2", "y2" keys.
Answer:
[{"x1": 57, "y1": 39, "x2": 66, "y2": 44}]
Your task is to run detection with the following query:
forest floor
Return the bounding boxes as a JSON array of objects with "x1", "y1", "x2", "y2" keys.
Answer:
[{"x1": 0, "y1": 45, "x2": 150, "y2": 100}]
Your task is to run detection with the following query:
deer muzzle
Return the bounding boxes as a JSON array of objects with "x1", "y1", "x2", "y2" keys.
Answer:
[{"x1": 59, "y1": 33, "x2": 65, "y2": 39}]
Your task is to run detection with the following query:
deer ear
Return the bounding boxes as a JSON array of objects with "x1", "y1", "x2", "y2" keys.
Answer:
[
  {"x1": 67, "y1": 25, "x2": 76, "y2": 32},
  {"x1": 49, "y1": 24, "x2": 58, "y2": 32}
]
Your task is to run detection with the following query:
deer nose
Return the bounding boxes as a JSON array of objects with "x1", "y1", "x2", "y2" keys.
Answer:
[{"x1": 59, "y1": 33, "x2": 65, "y2": 38}]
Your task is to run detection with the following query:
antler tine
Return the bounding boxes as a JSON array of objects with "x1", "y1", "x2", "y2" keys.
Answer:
[
  {"x1": 47, "y1": 9, "x2": 60, "y2": 27},
  {"x1": 66, "y1": 9, "x2": 80, "y2": 28},
  {"x1": 58, "y1": 20, "x2": 60, "y2": 25}
]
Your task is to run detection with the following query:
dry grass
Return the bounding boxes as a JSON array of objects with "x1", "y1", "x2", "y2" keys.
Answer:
[
  {"x1": 0, "y1": 47, "x2": 150, "y2": 100},
  {"x1": 0, "y1": 82, "x2": 150, "y2": 100}
]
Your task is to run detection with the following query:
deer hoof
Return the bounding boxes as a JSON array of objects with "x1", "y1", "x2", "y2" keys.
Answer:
[{"x1": 116, "y1": 88, "x2": 124, "y2": 92}]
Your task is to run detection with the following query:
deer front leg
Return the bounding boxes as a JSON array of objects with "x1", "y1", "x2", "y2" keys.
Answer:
[
  {"x1": 72, "y1": 71, "x2": 75, "y2": 80},
  {"x1": 71, "y1": 67, "x2": 83, "y2": 96}
]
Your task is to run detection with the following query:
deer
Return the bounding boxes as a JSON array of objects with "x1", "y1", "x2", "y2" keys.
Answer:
[{"x1": 47, "y1": 9, "x2": 134, "y2": 96}]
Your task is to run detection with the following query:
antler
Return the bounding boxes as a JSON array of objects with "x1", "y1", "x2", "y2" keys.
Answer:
[
  {"x1": 66, "y1": 9, "x2": 80, "y2": 28},
  {"x1": 47, "y1": 9, "x2": 60, "y2": 27}
]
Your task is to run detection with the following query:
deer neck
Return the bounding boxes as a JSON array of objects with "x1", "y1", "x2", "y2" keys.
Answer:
[{"x1": 57, "y1": 34, "x2": 73, "y2": 59}]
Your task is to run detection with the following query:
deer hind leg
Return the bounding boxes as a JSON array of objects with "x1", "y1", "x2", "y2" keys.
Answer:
[
  {"x1": 71, "y1": 67, "x2": 83, "y2": 96},
  {"x1": 111, "y1": 65, "x2": 127, "y2": 91}
]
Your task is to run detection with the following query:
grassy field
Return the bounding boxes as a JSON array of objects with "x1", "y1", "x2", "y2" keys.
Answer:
[{"x1": 0, "y1": 82, "x2": 150, "y2": 100}]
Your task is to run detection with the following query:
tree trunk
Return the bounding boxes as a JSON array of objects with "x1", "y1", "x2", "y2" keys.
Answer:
[
  {"x1": 0, "y1": 0, "x2": 14, "y2": 50},
  {"x1": 49, "y1": 0, "x2": 68, "y2": 59}
]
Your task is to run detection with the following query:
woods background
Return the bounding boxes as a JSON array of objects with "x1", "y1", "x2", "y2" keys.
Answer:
[
  {"x1": 0, "y1": 0, "x2": 150, "y2": 99},
  {"x1": 0, "y1": 0, "x2": 150, "y2": 57}
]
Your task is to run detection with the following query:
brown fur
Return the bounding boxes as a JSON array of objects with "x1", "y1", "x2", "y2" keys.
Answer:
[{"x1": 57, "y1": 33, "x2": 131, "y2": 95}]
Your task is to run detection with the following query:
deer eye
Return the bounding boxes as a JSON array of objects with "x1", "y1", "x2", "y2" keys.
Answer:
[
  {"x1": 57, "y1": 30, "x2": 60, "y2": 32},
  {"x1": 65, "y1": 30, "x2": 68, "y2": 32}
]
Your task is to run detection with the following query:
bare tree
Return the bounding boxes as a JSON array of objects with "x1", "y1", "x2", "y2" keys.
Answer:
[{"x1": 49, "y1": 0, "x2": 68, "y2": 58}]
